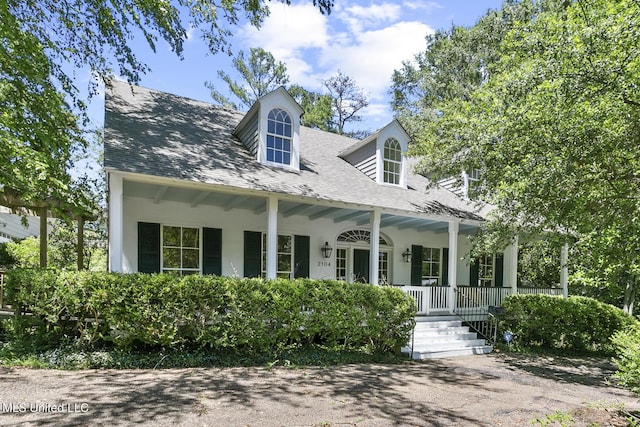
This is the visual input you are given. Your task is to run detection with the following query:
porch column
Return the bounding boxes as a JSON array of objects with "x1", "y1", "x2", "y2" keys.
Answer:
[
  {"x1": 560, "y1": 242, "x2": 569, "y2": 298},
  {"x1": 265, "y1": 195, "x2": 278, "y2": 279},
  {"x1": 508, "y1": 235, "x2": 519, "y2": 294},
  {"x1": 369, "y1": 209, "x2": 381, "y2": 285},
  {"x1": 448, "y1": 220, "x2": 459, "y2": 313},
  {"x1": 108, "y1": 173, "x2": 123, "y2": 272}
]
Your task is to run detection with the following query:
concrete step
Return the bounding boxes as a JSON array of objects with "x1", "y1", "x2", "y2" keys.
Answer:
[
  {"x1": 414, "y1": 320, "x2": 464, "y2": 329},
  {"x1": 403, "y1": 316, "x2": 493, "y2": 359},
  {"x1": 403, "y1": 345, "x2": 494, "y2": 360},
  {"x1": 411, "y1": 331, "x2": 479, "y2": 342},
  {"x1": 411, "y1": 339, "x2": 487, "y2": 352}
]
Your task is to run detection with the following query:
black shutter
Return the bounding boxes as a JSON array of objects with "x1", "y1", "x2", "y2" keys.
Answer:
[
  {"x1": 244, "y1": 231, "x2": 262, "y2": 278},
  {"x1": 442, "y1": 247, "x2": 449, "y2": 286},
  {"x1": 203, "y1": 228, "x2": 222, "y2": 275},
  {"x1": 138, "y1": 222, "x2": 160, "y2": 273},
  {"x1": 470, "y1": 258, "x2": 479, "y2": 287},
  {"x1": 294, "y1": 235, "x2": 310, "y2": 278},
  {"x1": 410, "y1": 245, "x2": 423, "y2": 286},
  {"x1": 494, "y1": 253, "x2": 504, "y2": 287}
]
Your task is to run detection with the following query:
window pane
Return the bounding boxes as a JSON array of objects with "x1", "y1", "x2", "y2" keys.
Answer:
[
  {"x1": 278, "y1": 255, "x2": 291, "y2": 272},
  {"x1": 163, "y1": 248, "x2": 181, "y2": 268},
  {"x1": 182, "y1": 228, "x2": 199, "y2": 248},
  {"x1": 278, "y1": 235, "x2": 292, "y2": 252},
  {"x1": 182, "y1": 249, "x2": 200, "y2": 269},
  {"x1": 267, "y1": 135, "x2": 275, "y2": 148},
  {"x1": 163, "y1": 226, "x2": 180, "y2": 247}
]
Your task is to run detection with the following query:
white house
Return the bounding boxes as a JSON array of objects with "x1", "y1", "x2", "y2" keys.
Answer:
[{"x1": 103, "y1": 81, "x2": 536, "y2": 315}]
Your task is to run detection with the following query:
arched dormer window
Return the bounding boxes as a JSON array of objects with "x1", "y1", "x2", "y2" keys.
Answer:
[
  {"x1": 266, "y1": 108, "x2": 292, "y2": 165},
  {"x1": 383, "y1": 138, "x2": 402, "y2": 185}
]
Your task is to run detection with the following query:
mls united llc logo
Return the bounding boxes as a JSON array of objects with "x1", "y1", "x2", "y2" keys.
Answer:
[{"x1": 2, "y1": 402, "x2": 89, "y2": 413}]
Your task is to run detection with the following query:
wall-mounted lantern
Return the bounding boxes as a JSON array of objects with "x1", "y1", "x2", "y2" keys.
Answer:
[
  {"x1": 321, "y1": 242, "x2": 333, "y2": 258},
  {"x1": 402, "y1": 248, "x2": 412, "y2": 263}
]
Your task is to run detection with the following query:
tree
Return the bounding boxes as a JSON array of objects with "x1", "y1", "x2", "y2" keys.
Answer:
[
  {"x1": 395, "y1": 0, "x2": 640, "y2": 313},
  {"x1": 288, "y1": 85, "x2": 333, "y2": 131},
  {"x1": 2, "y1": 0, "x2": 334, "y2": 215},
  {"x1": 322, "y1": 71, "x2": 369, "y2": 135},
  {"x1": 206, "y1": 47, "x2": 290, "y2": 110}
]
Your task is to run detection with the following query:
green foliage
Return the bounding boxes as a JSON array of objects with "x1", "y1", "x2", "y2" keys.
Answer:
[
  {"x1": 2, "y1": 219, "x2": 106, "y2": 271},
  {"x1": 500, "y1": 294, "x2": 636, "y2": 354},
  {"x1": 4, "y1": 270, "x2": 416, "y2": 356},
  {"x1": 205, "y1": 47, "x2": 290, "y2": 110},
  {"x1": 612, "y1": 324, "x2": 640, "y2": 395},
  {"x1": 288, "y1": 84, "x2": 334, "y2": 131},
  {"x1": 392, "y1": 0, "x2": 640, "y2": 313},
  {"x1": 2, "y1": 0, "x2": 333, "y2": 215}
]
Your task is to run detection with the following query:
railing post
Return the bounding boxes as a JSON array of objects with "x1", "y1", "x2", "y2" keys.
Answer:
[
  {"x1": 424, "y1": 288, "x2": 430, "y2": 315},
  {"x1": 448, "y1": 221, "x2": 459, "y2": 313}
]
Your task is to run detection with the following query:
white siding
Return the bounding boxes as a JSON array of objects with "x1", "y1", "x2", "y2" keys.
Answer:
[{"x1": 122, "y1": 196, "x2": 474, "y2": 285}]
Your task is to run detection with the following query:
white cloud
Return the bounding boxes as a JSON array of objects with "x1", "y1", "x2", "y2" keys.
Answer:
[
  {"x1": 240, "y1": 3, "x2": 329, "y2": 52},
  {"x1": 402, "y1": 0, "x2": 443, "y2": 12},
  {"x1": 236, "y1": 1, "x2": 434, "y2": 127},
  {"x1": 338, "y1": 3, "x2": 402, "y2": 34},
  {"x1": 319, "y1": 21, "x2": 433, "y2": 102}
]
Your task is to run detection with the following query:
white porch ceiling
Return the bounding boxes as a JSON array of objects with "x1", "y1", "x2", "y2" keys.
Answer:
[{"x1": 123, "y1": 180, "x2": 480, "y2": 234}]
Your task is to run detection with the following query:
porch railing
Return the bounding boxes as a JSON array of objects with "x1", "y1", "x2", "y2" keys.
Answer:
[
  {"x1": 454, "y1": 287, "x2": 498, "y2": 344},
  {"x1": 516, "y1": 287, "x2": 564, "y2": 296},
  {"x1": 401, "y1": 286, "x2": 451, "y2": 315},
  {"x1": 400, "y1": 285, "x2": 563, "y2": 315}
]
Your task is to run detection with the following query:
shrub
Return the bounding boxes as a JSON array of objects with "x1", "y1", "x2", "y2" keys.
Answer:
[
  {"x1": 612, "y1": 324, "x2": 640, "y2": 394},
  {"x1": 500, "y1": 294, "x2": 636, "y2": 354},
  {"x1": 4, "y1": 269, "x2": 416, "y2": 355}
]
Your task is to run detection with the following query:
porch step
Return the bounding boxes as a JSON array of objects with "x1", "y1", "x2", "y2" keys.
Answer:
[{"x1": 402, "y1": 316, "x2": 493, "y2": 360}]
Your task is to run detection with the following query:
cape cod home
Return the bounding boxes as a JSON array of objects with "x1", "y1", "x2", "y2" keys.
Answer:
[{"x1": 104, "y1": 81, "x2": 563, "y2": 357}]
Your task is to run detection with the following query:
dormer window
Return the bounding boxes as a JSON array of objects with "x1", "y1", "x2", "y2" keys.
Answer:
[
  {"x1": 266, "y1": 108, "x2": 292, "y2": 165},
  {"x1": 383, "y1": 138, "x2": 402, "y2": 185}
]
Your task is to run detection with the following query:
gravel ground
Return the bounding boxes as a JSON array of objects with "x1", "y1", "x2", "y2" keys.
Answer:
[{"x1": 0, "y1": 353, "x2": 638, "y2": 426}]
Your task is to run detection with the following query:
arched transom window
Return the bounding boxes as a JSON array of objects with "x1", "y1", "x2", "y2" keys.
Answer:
[
  {"x1": 267, "y1": 108, "x2": 292, "y2": 165},
  {"x1": 337, "y1": 229, "x2": 389, "y2": 245},
  {"x1": 383, "y1": 138, "x2": 402, "y2": 185}
]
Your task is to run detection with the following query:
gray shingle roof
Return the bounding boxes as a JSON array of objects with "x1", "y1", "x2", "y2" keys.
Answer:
[{"x1": 104, "y1": 80, "x2": 485, "y2": 221}]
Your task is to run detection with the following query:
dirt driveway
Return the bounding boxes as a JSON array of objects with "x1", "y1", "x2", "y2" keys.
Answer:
[{"x1": 0, "y1": 353, "x2": 638, "y2": 426}]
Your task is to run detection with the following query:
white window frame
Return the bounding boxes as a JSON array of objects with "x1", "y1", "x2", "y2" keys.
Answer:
[
  {"x1": 478, "y1": 253, "x2": 494, "y2": 287},
  {"x1": 421, "y1": 247, "x2": 441, "y2": 286},
  {"x1": 266, "y1": 108, "x2": 292, "y2": 166},
  {"x1": 382, "y1": 138, "x2": 402, "y2": 185},
  {"x1": 261, "y1": 233, "x2": 293, "y2": 279},
  {"x1": 161, "y1": 225, "x2": 201, "y2": 276}
]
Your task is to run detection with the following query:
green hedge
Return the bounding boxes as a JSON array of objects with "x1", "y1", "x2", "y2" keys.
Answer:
[
  {"x1": 612, "y1": 324, "x2": 640, "y2": 394},
  {"x1": 500, "y1": 294, "x2": 637, "y2": 354},
  {"x1": 4, "y1": 269, "x2": 416, "y2": 354}
]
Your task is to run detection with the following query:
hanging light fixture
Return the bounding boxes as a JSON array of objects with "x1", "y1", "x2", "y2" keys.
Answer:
[
  {"x1": 402, "y1": 248, "x2": 412, "y2": 263},
  {"x1": 321, "y1": 242, "x2": 333, "y2": 258}
]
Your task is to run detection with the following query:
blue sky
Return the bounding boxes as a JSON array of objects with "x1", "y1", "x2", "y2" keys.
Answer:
[{"x1": 85, "y1": 0, "x2": 504, "y2": 134}]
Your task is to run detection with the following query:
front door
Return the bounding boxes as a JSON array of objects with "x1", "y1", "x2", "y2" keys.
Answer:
[{"x1": 353, "y1": 249, "x2": 370, "y2": 283}]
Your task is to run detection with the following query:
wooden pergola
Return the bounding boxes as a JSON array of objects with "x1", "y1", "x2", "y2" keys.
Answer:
[{"x1": 0, "y1": 187, "x2": 97, "y2": 269}]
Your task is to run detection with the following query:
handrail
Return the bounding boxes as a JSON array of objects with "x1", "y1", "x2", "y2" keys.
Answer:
[{"x1": 453, "y1": 288, "x2": 498, "y2": 345}]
